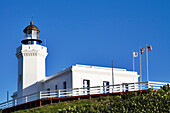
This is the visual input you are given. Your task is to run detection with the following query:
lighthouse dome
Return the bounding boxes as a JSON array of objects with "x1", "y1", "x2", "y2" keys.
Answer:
[
  {"x1": 21, "y1": 22, "x2": 42, "y2": 44},
  {"x1": 23, "y1": 22, "x2": 40, "y2": 33}
]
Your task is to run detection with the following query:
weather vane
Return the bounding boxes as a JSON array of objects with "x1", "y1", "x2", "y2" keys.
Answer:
[{"x1": 30, "y1": 17, "x2": 34, "y2": 22}]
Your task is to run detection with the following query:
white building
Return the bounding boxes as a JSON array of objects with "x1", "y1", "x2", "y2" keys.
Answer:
[{"x1": 12, "y1": 22, "x2": 139, "y2": 100}]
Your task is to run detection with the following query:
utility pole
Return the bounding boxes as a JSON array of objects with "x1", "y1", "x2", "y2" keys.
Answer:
[{"x1": 112, "y1": 60, "x2": 114, "y2": 86}]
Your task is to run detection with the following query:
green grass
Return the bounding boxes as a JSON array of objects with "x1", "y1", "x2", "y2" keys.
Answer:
[{"x1": 10, "y1": 84, "x2": 170, "y2": 113}]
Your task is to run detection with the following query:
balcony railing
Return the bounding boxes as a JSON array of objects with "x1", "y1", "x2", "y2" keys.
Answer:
[{"x1": 0, "y1": 81, "x2": 169, "y2": 110}]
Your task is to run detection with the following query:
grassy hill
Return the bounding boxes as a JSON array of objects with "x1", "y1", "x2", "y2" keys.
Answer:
[{"x1": 1, "y1": 85, "x2": 170, "y2": 113}]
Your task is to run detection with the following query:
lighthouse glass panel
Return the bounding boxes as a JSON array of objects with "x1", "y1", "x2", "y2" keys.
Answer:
[
  {"x1": 32, "y1": 30, "x2": 38, "y2": 39},
  {"x1": 26, "y1": 30, "x2": 32, "y2": 39},
  {"x1": 25, "y1": 30, "x2": 39, "y2": 40}
]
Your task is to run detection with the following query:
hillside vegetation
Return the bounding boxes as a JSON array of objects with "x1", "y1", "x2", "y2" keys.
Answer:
[{"x1": 1, "y1": 85, "x2": 170, "y2": 113}]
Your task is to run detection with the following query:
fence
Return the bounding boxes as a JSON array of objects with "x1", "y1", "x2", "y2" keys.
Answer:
[{"x1": 0, "y1": 81, "x2": 169, "y2": 110}]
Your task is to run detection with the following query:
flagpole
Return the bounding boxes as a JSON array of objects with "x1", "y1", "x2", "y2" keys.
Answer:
[
  {"x1": 139, "y1": 48, "x2": 142, "y2": 90},
  {"x1": 146, "y1": 44, "x2": 149, "y2": 82},
  {"x1": 7, "y1": 91, "x2": 9, "y2": 108},
  {"x1": 132, "y1": 51, "x2": 135, "y2": 72},
  {"x1": 139, "y1": 48, "x2": 142, "y2": 83}
]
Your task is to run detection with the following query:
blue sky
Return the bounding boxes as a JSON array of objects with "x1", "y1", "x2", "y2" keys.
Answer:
[{"x1": 0, "y1": 0, "x2": 170, "y2": 102}]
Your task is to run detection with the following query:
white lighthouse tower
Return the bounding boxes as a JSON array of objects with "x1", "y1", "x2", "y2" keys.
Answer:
[{"x1": 16, "y1": 22, "x2": 48, "y2": 97}]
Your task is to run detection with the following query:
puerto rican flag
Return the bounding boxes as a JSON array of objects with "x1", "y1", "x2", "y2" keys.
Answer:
[
  {"x1": 147, "y1": 45, "x2": 152, "y2": 51},
  {"x1": 140, "y1": 48, "x2": 145, "y2": 54}
]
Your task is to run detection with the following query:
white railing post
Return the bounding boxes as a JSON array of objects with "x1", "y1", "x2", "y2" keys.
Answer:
[
  {"x1": 78, "y1": 88, "x2": 80, "y2": 95},
  {"x1": 15, "y1": 99, "x2": 17, "y2": 106},
  {"x1": 147, "y1": 81, "x2": 150, "y2": 89},
  {"x1": 137, "y1": 83, "x2": 139, "y2": 90},
  {"x1": 58, "y1": 90, "x2": 60, "y2": 97},
  {"x1": 127, "y1": 84, "x2": 129, "y2": 91},
  {"x1": 100, "y1": 86, "x2": 102, "y2": 94},
  {"x1": 25, "y1": 96, "x2": 27, "y2": 103},
  {"x1": 134, "y1": 83, "x2": 136, "y2": 90},
  {"x1": 123, "y1": 84, "x2": 125, "y2": 92},
  {"x1": 112, "y1": 85, "x2": 114, "y2": 93},
  {"x1": 120, "y1": 84, "x2": 122, "y2": 92},
  {"x1": 7, "y1": 101, "x2": 8, "y2": 108},
  {"x1": 39, "y1": 91, "x2": 42, "y2": 99}
]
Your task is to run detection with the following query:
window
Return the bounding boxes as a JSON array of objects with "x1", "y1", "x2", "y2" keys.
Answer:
[
  {"x1": 63, "y1": 82, "x2": 66, "y2": 96},
  {"x1": 83, "y1": 80, "x2": 90, "y2": 95},
  {"x1": 63, "y1": 82, "x2": 66, "y2": 89},
  {"x1": 55, "y1": 85, "x2": 58, "y2": 97},
  {"x1": 55, "y1": 85, "x2": 58, "y2": 90},
  {"x1": 103, "y1": 81, "x2": 109, "y2": 93},
  {"x1": 47, "y1": 88, "x2": 50, "y2": 96}
]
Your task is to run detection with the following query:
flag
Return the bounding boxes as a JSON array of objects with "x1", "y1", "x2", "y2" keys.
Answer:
[
  {"x1": 140, "y1": 48, "x2": 145, "y2": 54},
  {"x1": 147, "y1": 45, "x2": 152, "y2": 51},
  {"x1": 133, "y1": 52, "x2": 138, "y2": 57}
]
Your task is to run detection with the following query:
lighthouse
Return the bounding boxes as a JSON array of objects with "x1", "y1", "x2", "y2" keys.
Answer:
[
  {"x1": 11, "y1": 21, "x2": 140, "y2": 103},
  {"x1": 16, "y1": 22, "x2": 48, "y2": 97}
]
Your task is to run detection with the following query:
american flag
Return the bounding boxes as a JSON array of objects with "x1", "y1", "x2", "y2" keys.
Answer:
[{"x1": 147, "y1": 45, "x2": 152, "y2": 51}]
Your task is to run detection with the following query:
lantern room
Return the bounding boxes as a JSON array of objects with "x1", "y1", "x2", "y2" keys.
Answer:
[{"x1": 21, "y1": 22, "x2": 42, "y2": 44}]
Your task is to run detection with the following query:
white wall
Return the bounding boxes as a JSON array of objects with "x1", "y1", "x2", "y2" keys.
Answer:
[
  {"x1": 22, "y1": 82, "x2": 43, "y2": 99},
  {"x1": 14, "y1": 62, "x2": 139, "y2": 99},
  {"x1": 17, "y1": 55, "x2": 23, "y2": 97},
  {"x1": 114, "y1": 71, "x2": 139, "y2": 84},
  {"x1": 72, "y1": 65, "x2": 139, "y2": 89},
  {"x1": 72, "y1": 66, "x2": 113, "y2": 89},
  {"x1": 16, "y1": 44, "x2": 48, "y2": 97},
  {"x1": 44, "y1": 70, "x2": 72, "y2": 91}
]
